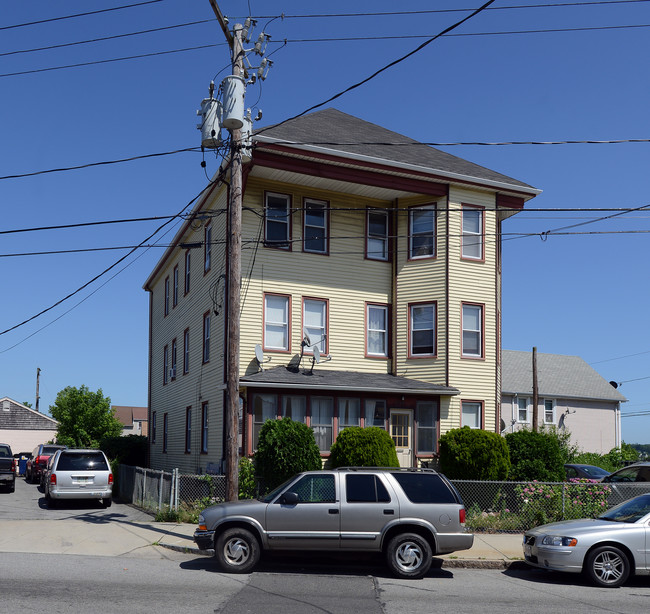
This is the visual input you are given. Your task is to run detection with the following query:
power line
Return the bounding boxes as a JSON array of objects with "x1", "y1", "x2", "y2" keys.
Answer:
[
  {"x1": 0, "y1": 0, "x2": 164, "y2": 31},
  {"x1": 245, "y1": 1, "x2": 650, "y2": 19},
  {"x1": 0, "y1": 216, "x2": 177, "y2": 235},
  {"x1": 256, "y1": 1, "x2": 497, "y2": 135},
  {"x1": 0, "y1": 147, "x2": 200, "y2": 181}
]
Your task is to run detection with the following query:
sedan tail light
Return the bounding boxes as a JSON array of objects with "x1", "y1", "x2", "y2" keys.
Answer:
[
  {"x1": 50, "y1": 473, "x2": 57, "y2": 485},
  {"x1": 459, "y1": 508, "x2": 466, "y2": 525}
]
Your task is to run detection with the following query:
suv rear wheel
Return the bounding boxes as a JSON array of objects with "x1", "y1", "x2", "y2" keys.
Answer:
[
  {"x1": 386, "y1": 533, "x2": 432, "y2": 579},
  {"x1": 215, "y1": 528, "x2": 260, "y2": 574}
]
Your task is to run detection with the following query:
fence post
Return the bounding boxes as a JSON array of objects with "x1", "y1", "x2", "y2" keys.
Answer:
[
  {"x1": 158, "y1": 469, "x2": 163, "y2": 511},
  {"x1": 561, "y1": 483, "x2": 566, "y2": 520},
  {"x1": 143, "y1": 468, "x2": 147, "y2": 507}
]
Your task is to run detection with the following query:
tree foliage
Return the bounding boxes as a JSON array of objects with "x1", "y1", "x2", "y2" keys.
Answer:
[
  {"x1": 438, "y1": 427, "x2": 510, "y2": 480},
  {"x1": 505, "y1": 428, "x2": 565, "y2": 482},
  {"x1": 254, "y1": 418, "x2": 322, "y2": 492},
  {"x1": 328, "y1": 427, "x2": 399, "y2": 468},
  {"x1": 100, "y1": 434, "x2": 147, "y2": 465},
  {"x1": 50, "y1": 385, "x2": 122, "y2": 448}
]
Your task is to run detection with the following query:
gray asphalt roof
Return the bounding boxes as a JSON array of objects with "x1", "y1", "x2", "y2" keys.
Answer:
[
  {"x1": 502, "y1": 350, "x2": 627, "y2": 402},
  {"x1": 256, "y1": 108, "x2": 537, "y2": 192},
  {"x1": 241, "y1": 366, "x2": 459, "y2": 396}
]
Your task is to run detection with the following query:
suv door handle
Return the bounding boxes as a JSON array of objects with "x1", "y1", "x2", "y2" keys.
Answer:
[
  {"x1": 329, "y1": 508, "x2": 339, "y2": 514},
  {"x1": 383, "y1": 509, "x2": 395, "y2": 515}
]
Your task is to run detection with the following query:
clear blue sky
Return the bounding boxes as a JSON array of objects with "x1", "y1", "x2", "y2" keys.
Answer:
[{"x1": 1, "y1": 1, "x2": 648, "y2": 445}]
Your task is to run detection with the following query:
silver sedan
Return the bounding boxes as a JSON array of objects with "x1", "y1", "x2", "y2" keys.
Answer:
[{"x1": 523, "y1": 494, "x2": 650, "y2": 587}]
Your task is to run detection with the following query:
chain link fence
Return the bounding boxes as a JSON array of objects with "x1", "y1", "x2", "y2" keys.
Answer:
[
  {"x1": 451, "y1": 479, "x2": 650, "y2": 533},
  {"x1": 116, "y1": 465, "x2": 226, "y2": 514}
]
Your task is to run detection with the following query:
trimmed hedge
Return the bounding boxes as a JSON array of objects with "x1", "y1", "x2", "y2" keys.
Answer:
[
  {"x1": 439, "y1": 427, "x2": 510, "y2": 480},
  {"x1": 328, "y1": 427, "x2": 399, "y2": 468}
]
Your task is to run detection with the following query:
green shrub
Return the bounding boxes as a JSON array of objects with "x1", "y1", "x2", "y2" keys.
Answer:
[
  {"x1": 328, "y1": 427, "x2": 399, "y2": 468},
  {"x1": 438, "y1": 427, "x2": 510, "y2": 480},
  {"x1": 255, "y1": 418, "x2": 322, "y2": 492},
  {"x1": 100, "y1": 434, "x2": 148, "y2": 466},
  {"x1": 238, "y1": 457, "x2": 257, "y2": 499},
  {"x1": 505, "y1": 429, "x2": 565, "y2": 482}
]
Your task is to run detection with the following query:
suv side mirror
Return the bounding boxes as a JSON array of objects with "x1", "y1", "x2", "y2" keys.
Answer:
[{"x1": 280, "y1": 491, "x2": 299, "y2": 505}]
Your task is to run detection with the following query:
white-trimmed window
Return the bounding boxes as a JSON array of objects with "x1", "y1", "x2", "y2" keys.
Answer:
[
  {"x1": 303, "y1": 198, "x2": 328, "y2": 254},
  {"x1": 281, "y1": 396, "x2": 306, "y2": 423},
  {"x1": 365, "y1": 399, "x2": 386, "y2": 429},
  {"x1": 311, "y1": 397, "x2": 334, "y2": 452},
  {"x1": 517, "y1": 397, "x2": 530, "y2": 423},
  {"x1": 367, "y1": 208, "x2": 389, "y2": 260},
  {"x1": 367, "y1": 304, "x2": 388, "y2": 357},
  {"x1": 264, "y1": 294, "x2": 290, "y2": 351},
  {"x1": 409, "y1": 204, "x2": 436, "y2": 259},
  {"x1": 544, "y1": 399, "x2": 555, "y2": 424},
  {"x1": 462, "y1": 205, "x2": 484, "y2": 260},
  {"x1": 303, "y1": 298, "x2": 327, "y2": 353},
  {"x1": 462, "y1": 303, "x2": 483, "y2": 358},
  {"x1": 204, "y1": 222, "x2": 212, "y2": 273},
  {"x1": 410, "y1": 303, "x2": 436, "y2": 356},
  {"x1": 201, "y1": 402, "x2": 209, "y2": 453},
  {"x1": 173, "y1": 265, "x2": 179, "y2": 307},
  {"x1": 163, "y1": 413, "x2": 168, "y2": 452},
  {"x1": 184, "y1": 249, "x2": 191, "y2": 294},
  {"x1": 462, "y1": 401, "x2": 482, "y2": 429},
  {"x1": 202, "y1": 312, "x2": 211, "y2": 363},
  {"x1": 171, "y1": 339, "x2": 177, "y2": 380},
  {"x1": 338, "y1": 398, "x2": 360, "y2": 433},
  {"x1": 164, "y1": 277, "x2": 170, "y2": 316},
  {"x1": 416, "y1": 401, "x2": 438, "y2": 454},
  {"x1": 265, "y1": 192, "x2": 291, "y2": 248},
  {"x1": 253, "y1": 393, "x2": 277, "y2": 449},
  {"x1": 183, "y1": 328, "x2": 190, "y2": 375},
  {"x1": 163, "y1": 345, "x2": 169, "y2": 385},
  {"x1": 185, "y1": 406, "x2": 192, "y2": 453}
]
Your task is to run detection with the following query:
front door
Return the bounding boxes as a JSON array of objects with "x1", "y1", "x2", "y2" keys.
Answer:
[{"x1": 390, "y1": 409, "x2": 413, "y2": 467}]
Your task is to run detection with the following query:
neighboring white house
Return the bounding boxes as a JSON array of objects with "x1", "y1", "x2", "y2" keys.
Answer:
[
  {"x1": 501, "y1": 350, "x2": 627, "y2": 454},
  {"x1": 0, "y1": 397, "x2": 58, "y2": 453}
]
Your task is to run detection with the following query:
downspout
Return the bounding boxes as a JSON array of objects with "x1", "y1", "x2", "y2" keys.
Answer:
[
  {"x1": 147, "y1": 290, "x2": 153, "y2": 469},
  {"x1": 495, "y1": 215, "x2": 502, "y2": 433},
  {"x1": 444, "y1": 188, "x2": 450, "y2": 387}
]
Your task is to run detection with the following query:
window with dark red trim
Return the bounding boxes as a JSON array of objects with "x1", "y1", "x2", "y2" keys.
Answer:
[{"x1": 409, "y1": 302, "x2": 436, "y2": 357}]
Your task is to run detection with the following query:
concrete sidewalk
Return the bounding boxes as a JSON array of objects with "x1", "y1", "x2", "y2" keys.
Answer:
[{"x1": 0, "y1": 517, "x2": 526, "y2": 569}]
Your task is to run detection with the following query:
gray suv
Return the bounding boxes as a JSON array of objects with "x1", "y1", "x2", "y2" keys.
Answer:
[{"x1": 194, "y1": 467, "x2": 473, "y2": 578}]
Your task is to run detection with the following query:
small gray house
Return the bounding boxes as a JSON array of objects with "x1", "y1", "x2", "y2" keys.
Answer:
[
  {"x1": 0, "y1": 397, "x2": 58, "y2": 453},
  {"x1": 501, "y1": 350, "x2": 627, "y2": 454}
]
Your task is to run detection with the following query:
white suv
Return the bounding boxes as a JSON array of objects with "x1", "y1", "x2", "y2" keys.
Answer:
[{"x1": 44, "y1": 449, "x2": 113, "y2": 508}]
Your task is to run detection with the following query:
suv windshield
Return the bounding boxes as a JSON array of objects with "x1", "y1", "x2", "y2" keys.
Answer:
[{"x1": 57, "y1": 453, "x2": 108, "y2": 471}]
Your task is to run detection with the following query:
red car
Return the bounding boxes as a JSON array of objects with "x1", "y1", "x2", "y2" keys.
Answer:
[{"x1": 26, "y1": 444, "x2": 66, "y2": 484}]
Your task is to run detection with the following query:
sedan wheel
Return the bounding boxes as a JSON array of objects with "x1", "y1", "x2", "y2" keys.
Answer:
[
  {"x1": 386, "y1": 533, "x2": 432, "y2": 579},
  {"x1": 585, "y1": 545, "x2": 630, "y2": 587},
  {"x1": 215, "y1": 528, "x2": 260, "y2": 574}
]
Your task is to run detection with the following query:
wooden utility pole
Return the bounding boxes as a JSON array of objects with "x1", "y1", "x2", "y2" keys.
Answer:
[
  {"x1": 532, "y1": 347, "x2": 539, "y2": 431},
  {"x1": 209, "y1": 0, "x2": 242, "y2": 501},
  {"x1": 35, "y1": 367, "x2": 41, "y2": 412}
]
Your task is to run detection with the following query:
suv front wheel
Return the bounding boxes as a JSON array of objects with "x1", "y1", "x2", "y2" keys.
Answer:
[
  {"x1": 215, "y1": 528, "x2": 260, "y2": 573},
  {"x1": 385, "y1": 533, "x2": 432, "y2": 579}
]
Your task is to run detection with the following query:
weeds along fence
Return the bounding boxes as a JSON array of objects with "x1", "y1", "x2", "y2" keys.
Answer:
[
  {"x1": 116, "y1": 465, "x2": 650, "y2": 532},
  {"x1": 451, "y1": 479, "x2": 650, "y2": 533},
  {"x1": 116, "y1": 465, "x2": 226, "y2": 514}
]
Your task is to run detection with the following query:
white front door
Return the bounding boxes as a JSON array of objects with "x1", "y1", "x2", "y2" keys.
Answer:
[{"x1": 390, "y1": 409, "x2": 413, "y2": 467}]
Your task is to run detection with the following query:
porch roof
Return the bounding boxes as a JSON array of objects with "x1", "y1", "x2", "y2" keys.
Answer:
[{"x1": 240, "y1": 366, "x2": 459, "y2": 397}]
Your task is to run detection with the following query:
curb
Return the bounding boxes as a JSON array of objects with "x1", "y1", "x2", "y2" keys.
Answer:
[{"x1": 156, "y1": 542, "x2": 526, "y2": 570}]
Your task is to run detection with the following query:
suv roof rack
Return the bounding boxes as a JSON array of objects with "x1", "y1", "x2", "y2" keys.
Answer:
[{"x1": 334, "y1": 466, "x2": 436, "y2": 473}]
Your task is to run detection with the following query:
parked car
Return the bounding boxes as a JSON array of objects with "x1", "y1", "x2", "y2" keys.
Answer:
[
  {"x1": 564, "y1": 464, "x2": 610, "y2": 481},
  {"x1": 194, "y1": 467, "x2": 473, "y2": 579},
  {"x1": 523, "y1": 493, "x2": 650, "y2": 587},
  {"x1": 26, "y1": 443, "x2": 66, "y2": 484},
  {"x1": 0, "y1": 443, "x2": 16, "y2": 493},
  {"x1": 601, "y1": 462, "x2": 650, "y2": 484},
  {"x1": 44, "y1": 448, "x2": 113, "y2": 508}
]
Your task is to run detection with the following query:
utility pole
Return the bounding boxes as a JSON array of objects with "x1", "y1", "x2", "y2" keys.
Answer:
[
  {"x1": 208, "y1": 0, "x2": 242, "y2": 501},
  {"x1": 205, "y1": 1, "x2": 271, "y2": 501},
  {"x1": 532, "y1": 347, "x2": 539, "y2": 431},
  {"x1": 35, "y1": 367, "x2": 41, "y2": 412}
]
